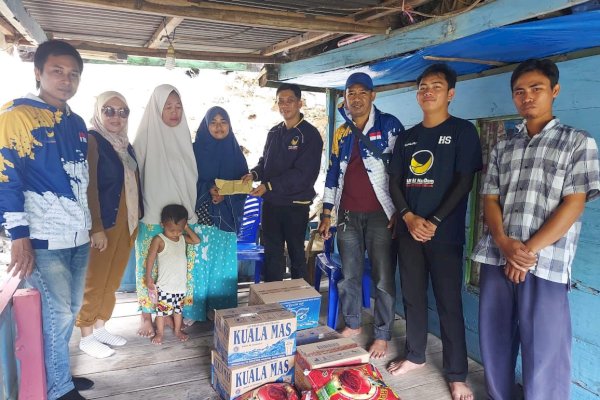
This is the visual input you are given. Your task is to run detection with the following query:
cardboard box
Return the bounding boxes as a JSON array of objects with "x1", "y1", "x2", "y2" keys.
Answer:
[
  {"x1": 211, "y1": 351, "x2": 295, "y2": 400},
  {"x1": 296, "y1": 325, "x2": 341, "y2": 346},
  {"x1": 294, "y1": 338, "x2": 370, "y2": 391},
  {"x1": 249, "y1": 279, "x2": 321, "y2": 330},
  {"x1": 214, "y1": 304, "x2": 297, "y2": 366}
]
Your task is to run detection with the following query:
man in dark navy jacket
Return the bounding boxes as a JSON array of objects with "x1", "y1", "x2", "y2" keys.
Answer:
[{"x1": 243, "y1": 83, "x2": 323, "y2": 282}]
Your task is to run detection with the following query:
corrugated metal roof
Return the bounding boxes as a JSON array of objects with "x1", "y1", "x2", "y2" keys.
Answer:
[
  {"x1": 172, "y1": 19, "x2": 301, "y2": 53},
  {"x1": 10, "y1": 0, "x2": 411, "y2": 63},
  {"x1": 21, "y1": 0, "x2": 305, "y2": 53},
  {"x1": 23, "y1": 0, "x2": 161, "y2": 47},
  {"x1": 204, "y1": 0, "x2": 382, "y2": 17}
]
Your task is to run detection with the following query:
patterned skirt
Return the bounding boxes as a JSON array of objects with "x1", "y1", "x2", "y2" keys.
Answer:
[{"x1": 182, "y1": 224, "x2": 238, "y2": 322}]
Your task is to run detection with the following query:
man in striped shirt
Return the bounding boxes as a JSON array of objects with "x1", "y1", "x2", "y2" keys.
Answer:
[{"x1": 472, "y1": 59, "x2": 600, "y2": 400}]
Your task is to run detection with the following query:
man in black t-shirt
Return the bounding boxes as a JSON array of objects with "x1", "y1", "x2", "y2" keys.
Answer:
[{"x1": 387, "y1": 64, "x2": 482, "y2": 400}]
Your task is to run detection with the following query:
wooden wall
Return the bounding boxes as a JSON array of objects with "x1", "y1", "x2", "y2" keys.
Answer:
[{"x1": 333, "y1": 54, "x2": 600, "y2": 399}]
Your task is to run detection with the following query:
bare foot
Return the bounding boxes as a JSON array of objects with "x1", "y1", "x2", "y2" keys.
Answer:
[
  {"x1": 175, "y1": 330, "x2": 189, "y2": 342},
  {"x1": 339, "y1": 327, "x2": 361, "y2": 338},
  {"x1": 449, "y1": 381, "x2": 473, "y2": 400},
  {"x1": 151, "y1": 333, "x2": 163, "y2": 345},
  {"x1": 387, "y1": 359, "x2": 426, "y2": 376},
  {"x1": 137, "y1": 315, "x2": 155, "y2": 337},
  {"x1": 369, "y1": 339, "x2": 388, "y2": 359}
]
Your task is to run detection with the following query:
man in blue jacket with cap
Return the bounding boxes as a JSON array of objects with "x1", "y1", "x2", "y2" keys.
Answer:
[{"x1": 318, "y1": 72, "x2": 403, "y2": 358}]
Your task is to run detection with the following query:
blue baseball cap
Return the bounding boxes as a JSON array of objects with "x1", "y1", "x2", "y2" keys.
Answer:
[{"x1": 345, "y1": 72, "x2": 374, "y2": 91}]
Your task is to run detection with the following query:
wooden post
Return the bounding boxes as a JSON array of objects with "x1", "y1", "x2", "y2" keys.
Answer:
[{"x1": 13, "y1": 288, "x2": 46, "y2": 400}]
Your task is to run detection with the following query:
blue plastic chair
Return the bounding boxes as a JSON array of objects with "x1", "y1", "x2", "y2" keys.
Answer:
[
  {"x1": 237, "y1": 196, "x2": 264, "y2": 284},
  {"x1": 314, "y1": 226, "x2": 372, "y2": 329}
]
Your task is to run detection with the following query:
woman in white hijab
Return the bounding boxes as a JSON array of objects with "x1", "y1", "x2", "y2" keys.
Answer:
[
  {"x1": 77, "y1": 91, "x2": 142, "y2": 358},
  {"x1": 133, "y1": 84, "x2": 199, "y2": 337}
]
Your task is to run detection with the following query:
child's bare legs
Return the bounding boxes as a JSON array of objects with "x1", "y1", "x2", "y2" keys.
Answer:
[
  {"x1": 151, "y1": 316, "x2": 164, "y2": 345},
  {"x1": 138, "y1": 312, "x2": 155, "y2": 337},
  {"x1": 164, "y1": 315, "x2": 175, "y2": 331},
  {"x1": 173, "y1": 313, "x2": 189, "y2": 342}
]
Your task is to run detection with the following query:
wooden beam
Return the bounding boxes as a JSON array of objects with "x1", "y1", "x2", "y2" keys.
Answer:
[
  {"x1": 258, "y1": 65, "x2": 278, "y2": 87},
  {"x1": 0, "y1": 15, "x2": 14, "y2": 36},
  {"x1": 423, "y1": 55, "x2": 507, "y2": 67},
  {"x1": 145, "y1": 16, "x2": 183, "y2": 48},
  {"x1": 277, "y1": 0, "x2": 591, "y2": 80},
  {"x1": 65, "y1": 40, "x2": 285, "y2": 64},
  {"x1": 0, "y1": 0, "x2": 47, "y2": 44},
  {"x1": 67, "y1": 0, "x2": 389, "y2": 35},
  {"x1": 352, "y1": 0, "x2": 434, "y2": 21},
  {"x1": 261, "y1": 32, "x2": 336, "y2": 56},
  {"x1": 286, "y1": 35, "x2": 342, "y2": 57},
  {"x1": 260, "y1": 0, "x2": 433, "y2": 58}
]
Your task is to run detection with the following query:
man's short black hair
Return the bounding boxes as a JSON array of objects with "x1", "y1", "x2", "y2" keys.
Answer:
[
  {"x1": 160, "y1": 204, "x2": 188, "y2": 224},
  {"x1": 416, "y1": 63, "x2": 457, "y2": 89},
  {"x1": 276, "y1": 83, "x2": 301, "y2": 99},
  {"x1": 510, "y1": 59, "x2": 559, "y2": 91},
  {"x1": 34, "y1": 40, "x2": 83, "y2": 89}
]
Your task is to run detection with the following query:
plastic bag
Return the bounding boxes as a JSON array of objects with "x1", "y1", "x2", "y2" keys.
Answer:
[
  {"x1": 304, "y1": 364, "x2": 400, "y2": 400},
  {"x1": 236, "y1": 382, "x2": 299, "y2": 400},
  {"x1": 300, "y1": 391, "x2": 318, "y2": 400}
]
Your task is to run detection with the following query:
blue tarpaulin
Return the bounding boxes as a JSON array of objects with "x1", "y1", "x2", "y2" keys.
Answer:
[{"x1": 288, "y1": 10, "x2": 600, "y2": 89}]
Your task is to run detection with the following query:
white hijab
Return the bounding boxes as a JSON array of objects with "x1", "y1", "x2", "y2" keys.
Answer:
[{"x1": 133, "y1": 84, "x2": 198, "y2": 225}]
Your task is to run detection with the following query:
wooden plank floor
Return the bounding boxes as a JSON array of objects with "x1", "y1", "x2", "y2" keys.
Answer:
[{"x1": 70, "y1": 287, "x2": 486, "y2": 400}]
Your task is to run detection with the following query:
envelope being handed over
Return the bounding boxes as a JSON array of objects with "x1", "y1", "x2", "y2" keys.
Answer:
[{"x1": 214, "y1": 179, "x2": 253, "y2": 195}]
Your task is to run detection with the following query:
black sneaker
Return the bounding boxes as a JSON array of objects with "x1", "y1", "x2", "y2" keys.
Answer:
[
  {"x1": 73, "y1": 377, "x2": 94, "y2": 391},
  {"x1": 57, "y1": 389, "x2": 86, "y2": 400}
]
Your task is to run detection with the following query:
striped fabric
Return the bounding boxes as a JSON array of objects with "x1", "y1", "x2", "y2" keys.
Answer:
[{"x1": 472, "y1": 119, "x2": 600, "y2": 283}]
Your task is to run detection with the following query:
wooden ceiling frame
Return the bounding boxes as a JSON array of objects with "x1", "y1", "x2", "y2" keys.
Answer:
[
  {"x1": 261, "y1": 32, "x2": 337, "y2": 57},
  {"x1": 0, "y1": 15, "x2": 15, "y2": 37},
  {"x1": 261, "y1": 0, "x2": 435, "y2": 57},
  {"x1": 0, "y1": 0, "x2": 431, "y2": 65},
  {"x1": 65, "y1": 40, "x2": 285, "y2": 64},
  {"x1": 66, "y1": 0, "x2": 390, "y2": 35},
  {"x1": 0, "y1": 0, "x2": 47, "y2": 44},
  {"x1": 145, "y1": 16, "x2": 184, "y2": 48}
]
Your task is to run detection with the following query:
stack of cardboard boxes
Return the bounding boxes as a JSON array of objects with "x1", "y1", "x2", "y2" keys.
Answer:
[
  {"x1": 212, "y1": 279, "x2": 376, "y2": 399},
  {"x1": 212, "y1": 304, "x2": 297, "y2": 400}
]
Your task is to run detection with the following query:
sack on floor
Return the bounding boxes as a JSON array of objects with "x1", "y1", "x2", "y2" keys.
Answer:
[{"x1": 303, "y1": 363, "x2": 400, "y2": 400}]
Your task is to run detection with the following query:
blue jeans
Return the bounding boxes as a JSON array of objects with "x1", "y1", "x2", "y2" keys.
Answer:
[
  {"x1": 337, "y1": 210, "x2": 395, "y2": 340},
  {"x1": 26, "y1": 244, "x2": 90, "y2": 400}
]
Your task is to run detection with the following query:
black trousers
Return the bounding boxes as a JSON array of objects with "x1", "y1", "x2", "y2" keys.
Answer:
[
  {"x1": 397, "y1": 234, "x2": 468, "y2": 382},
  {"x1": 262, "y1": 201, "x2": 310, "y2": 282}
]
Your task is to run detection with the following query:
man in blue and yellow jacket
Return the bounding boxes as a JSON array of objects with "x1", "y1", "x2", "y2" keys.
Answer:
[
  {"x1": 0, "y1": 40, "x2": 93, "y2": 400},
  {"x1": 318, "y1": 72, "x2": 404, "y2": 359}
]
